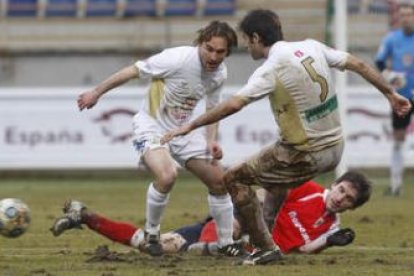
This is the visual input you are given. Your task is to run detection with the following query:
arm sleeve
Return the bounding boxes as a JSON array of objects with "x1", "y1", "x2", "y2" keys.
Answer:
[
  {"x1": 135, "y1": 48, "x2": 181, "y2": 79},
  {"x1": 317, "y1": 40, "x2": 349, "y2": 71},
  {"x1": 236, "y1": 64, "x2": 276, "y2": 103}
]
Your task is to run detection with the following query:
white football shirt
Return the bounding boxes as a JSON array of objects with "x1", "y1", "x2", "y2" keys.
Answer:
[
  {"x1": 237, "y1": 39, "x2": 349, "y2": 151},
  {"x1": 135, "y1": 46, "x2": 226, "y2": 131}
]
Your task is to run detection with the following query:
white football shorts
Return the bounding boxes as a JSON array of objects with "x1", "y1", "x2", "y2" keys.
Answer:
[{"x1": 132, "y1": 112, "x2": 212, "y2": 167}]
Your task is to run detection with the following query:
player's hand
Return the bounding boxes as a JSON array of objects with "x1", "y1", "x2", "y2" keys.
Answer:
[
  {"x1": 326, "y1": 228, "x2": 355, "y2": 247},
  {"x1": 388, "y1": 92, "x2": 411, "y2": 117},
  {"x1": 208, "y1": 141, "x2": 223, "y2": 160},
  {"x1": 161, "y1": 125, "x2": 192, "y2": 144},
  {"x1": 77, "y1": 90, "x2": 100, "y2": 111}
]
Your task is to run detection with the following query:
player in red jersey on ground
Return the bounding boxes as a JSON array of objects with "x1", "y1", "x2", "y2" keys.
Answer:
[{"x1": 50, "y1": 171, "x2": 370, "y2": 256}]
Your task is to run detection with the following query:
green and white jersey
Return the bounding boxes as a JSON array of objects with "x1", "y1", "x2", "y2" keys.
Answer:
[
  {"x1": 237, "y1": 39, "x2": 349, "y2": 151},
  {"x1": 135, "y1": 46, "x2": 226, "y2": 131}
]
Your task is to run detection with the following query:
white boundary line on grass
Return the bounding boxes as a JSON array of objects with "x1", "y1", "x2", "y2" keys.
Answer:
[
  {"x1": 0, "y1": 246, "x2": 413, "y2": 258},
  {"x1": 328, "y1": 246, "x2": 414, "y2": 252},
  {"x1": 1, "y1": 246, "x2": 413, "y2": 251}
]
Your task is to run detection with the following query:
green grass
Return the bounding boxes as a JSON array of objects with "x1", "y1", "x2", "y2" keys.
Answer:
[{"x1": 1, "y1": 171, "x2": 414, "y2": 275}]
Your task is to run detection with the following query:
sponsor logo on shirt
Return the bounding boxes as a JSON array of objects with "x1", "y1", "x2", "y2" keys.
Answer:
[
  {"x1": 289, "y1": 211, "x2": 310, "y2": 243},
  {"x1": 303, "y1": 95, "x2": 338, "y2": 123}
]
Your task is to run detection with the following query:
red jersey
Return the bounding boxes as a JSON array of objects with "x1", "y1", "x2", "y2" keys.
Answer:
[
  {"x1": 198, "y1": 181, "x2": 339, "y2": 254},
  {"x1": 272, "y1": 181, "x2": 339, "y2": 253}
]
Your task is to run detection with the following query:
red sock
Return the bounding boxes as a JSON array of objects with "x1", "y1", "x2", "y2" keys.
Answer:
[{"x1": 85, "y1": 214, "x2": 139, "y2": 246}]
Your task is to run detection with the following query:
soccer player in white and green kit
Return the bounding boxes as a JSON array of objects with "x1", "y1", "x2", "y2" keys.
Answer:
[{"x1": 76, "y1": 21, "x2": 243, "y2": 257}]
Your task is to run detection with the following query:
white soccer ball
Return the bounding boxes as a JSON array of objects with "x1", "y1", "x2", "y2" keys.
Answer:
[{"x1": 0, "y1": 198, "x2": 31, "y2": 238}]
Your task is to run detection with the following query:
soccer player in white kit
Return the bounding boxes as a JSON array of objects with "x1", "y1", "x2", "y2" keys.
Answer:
[
  {"x1": 162, "y1": 10, "x2": 411, "y2": 265},
  {"x1": 76, "y1": 21, "x2": 242, "y2": 257}
]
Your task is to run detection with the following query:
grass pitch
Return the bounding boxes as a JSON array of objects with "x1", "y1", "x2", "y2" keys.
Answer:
[{"x1": 1, "y1": 171, "x2": 414, "y2": 275}]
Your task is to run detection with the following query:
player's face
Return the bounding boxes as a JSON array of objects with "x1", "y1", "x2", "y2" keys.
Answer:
[
  {"x1": 326, "y1": 181, "x2": 358, "y2": 213},
  {"x1": 399, "y1": 6, "x2": 414, "y2": 33},
  {"x1": 242, "y1": 33, "x2": 264, "y2": 60},
  {"x1": 199, "y1": 36, "x2": 228, "y2": 72}
]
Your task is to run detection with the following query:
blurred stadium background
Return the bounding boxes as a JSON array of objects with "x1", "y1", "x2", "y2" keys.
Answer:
[
  {"x1": 1, "y1": 0, "x2": 413, "y2": 171},
  {"x1": 1, "y1": 1, "x2": 414, "y2": 275}
]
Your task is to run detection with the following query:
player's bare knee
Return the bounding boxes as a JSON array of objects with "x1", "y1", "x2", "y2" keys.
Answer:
[{"x1": 155, "y1": 168, "x2": 177, "y2": 192}]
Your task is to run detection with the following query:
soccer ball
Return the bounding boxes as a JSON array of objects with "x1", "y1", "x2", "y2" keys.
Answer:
[{"x1": 0, "y1": 198, "x2": 31, "y2": 238}]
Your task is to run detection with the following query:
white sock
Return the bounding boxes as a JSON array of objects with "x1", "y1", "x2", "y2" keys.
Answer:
[
  {"x1": 145, "y1": 183, "x2": 169, "y2": 235},
  {"x1": 390, "y1": 141, "x2": 404, "y2": 193},
  {"x1": 208, "y1": 193, "x2": 234, "y2": 247},
  {"x1": 130, "y1": 229, "x2": 145, "y2": 248}
]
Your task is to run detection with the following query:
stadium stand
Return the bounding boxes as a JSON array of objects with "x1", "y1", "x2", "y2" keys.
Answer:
[
  {"x1": 6, "y1": 0, "x2": 38, "y2": 16},
  {"x1": 348, "y1": 0, "x2": 390, "y2": 14},
  {"x1": 346, "y1": 0, "x2": 389, "y2": 53},
  {"x1": 45, "y1": 0, "x2": 78, "y2": 17},
  {"x1": 85, "y1": 0, "x2": 117, "y2": 17},
  {"x1": 124, "y1": 0, "x2": 157, "y2": 17},
  {"x1": 203, "y1": 0, "x2": 234, "y2": 16},
  {"x1": 2, "y1": 0, "x2": 235, "y2": 18},
  {"x1": 2, "y1": 0, "x2": 377, "y2": 56},
  {"x1": 164, "y1": 0, "x2": 197, "y2": 16},
  {"x1": 0, "y1": 0, "x2": 392, "y2": 88}
]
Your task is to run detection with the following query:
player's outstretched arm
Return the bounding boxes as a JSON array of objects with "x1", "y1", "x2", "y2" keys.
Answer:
[
  {"x1": 344, "y1": 55, "x2": 411, "y2": 117},
  {"x1": 298, "y1": 228, "x2": 355, "y2": 254},
  {"x1": 161, "y1": 95, "x2": 247, "y2": 144},
  {"x1": 77, "y1": 65, "x2": 139, "y2": 111},
  {"x1": 205, "y1": 106, "x2": 223, "y2": 161}
]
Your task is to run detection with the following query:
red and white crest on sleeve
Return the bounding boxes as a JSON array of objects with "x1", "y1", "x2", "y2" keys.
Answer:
[{"x1": 294, "y1": 50, "x2": 304, "y2": 58}]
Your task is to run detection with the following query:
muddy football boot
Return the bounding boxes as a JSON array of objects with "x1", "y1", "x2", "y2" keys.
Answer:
[
  {"x1": 218, "y1": 242, "x2": 247, "y2": 257},
  {"x1": 50, "y1": 200, "x2": 86, "y2": 237},
  {"x1": 140, "y1": 231, "x2": 163, "y2": 256}
]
